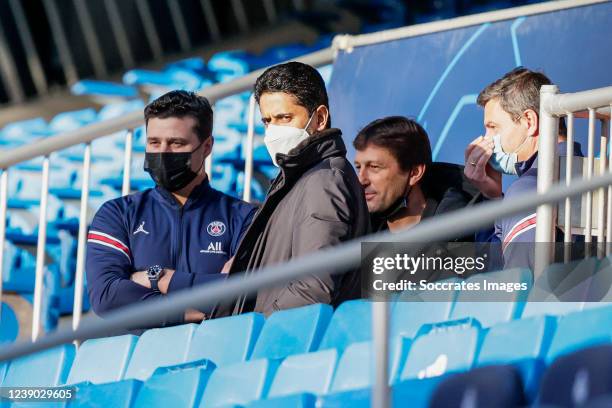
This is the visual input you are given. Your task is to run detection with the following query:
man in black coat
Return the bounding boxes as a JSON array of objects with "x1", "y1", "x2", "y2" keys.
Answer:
[{"x1": 221, "y1": 62, "x2": 370, "y2": 317}]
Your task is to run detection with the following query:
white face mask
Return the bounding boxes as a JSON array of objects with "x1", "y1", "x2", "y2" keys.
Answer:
[{"x1": 264, "y1": 112, "x2": 315, "y2": 167}]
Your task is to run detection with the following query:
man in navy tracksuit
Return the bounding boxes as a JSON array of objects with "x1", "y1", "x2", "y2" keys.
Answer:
[
  {"x1": 464, "y1": 67, "x2": 581, "y2": 270},
  {"x1": 86, "y1": 90, "x2": 256, "y2": 326}
]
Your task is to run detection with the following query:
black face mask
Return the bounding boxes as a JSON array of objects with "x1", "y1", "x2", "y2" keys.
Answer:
[
  {"x1": 376, "y1": 184, "x2": 412, "y2": 221},
  {"x1": 144, "y1": 142, "x2": 204, "y2": 192}
]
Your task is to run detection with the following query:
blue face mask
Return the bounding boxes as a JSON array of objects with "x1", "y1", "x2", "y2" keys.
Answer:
[{"x1": 489, "y1": 133, "x2": 530, "y2": 175}]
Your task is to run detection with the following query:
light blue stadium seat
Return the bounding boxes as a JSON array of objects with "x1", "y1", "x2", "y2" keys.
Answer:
[
  {"x1": 132, "y1": 366, "x2": 213, "y2": 408},
  {"x1": 199, "y1": 359, "x2": 278, "y2": 407},
  {"x1": 477, "y1": 315, "x2": 555, "y2": 400},
  {"x1": 1, "y1": 117, "x2": 52, "y2": 141},
  {"x1": 66, "y1": 334, "x2": 138, "y2": 385},
  {"x1": 522, "y1": 257, "x2": 599, "y2": 318},
  {"x1": 318, "y1": 300, "x2": 371, "y2": 352},
  {"x1": 49, "y1": 108, "x2": 98, "y2": 133},
  {"x1": 71, "y1": 80, "x2": 139, "y2": 99},
  {"x1": 318, "y1": 388, "x2": 370, "y2": 408},
  {"x1": 250, "y1": 304, "x2": 332, "y2": 360},
  {"x1": 400, "y1": 325, "x2": 481, "y2": 380},
  {"x1": 248, "y1": 393, "x2": 316, "y2": 408},
  {"x1": 392, "y1": 378, "x2": 443, "y2": 408},
  {"x1": 0, "y1": 303, "x2": 18, "y2": 344},
  {"x1": 187, "y1": 312, "x2": 264, "y2": 366},
  {"x1": 2, "y1": 344, "x2": 75, "y2": 387},
  {"x1": 68, "y1": 379, "x2": 142, "y2": 408},
  {"x1": 391, "y1": 284, "x2": 456, "y2": 339},
  {"x1": 97, "y1": 100, "x2": 145, "y2": 121},
  {"x1": 450, "y1": 268, "x2": 532, "y2": 327},
  {"x1": 546, "y1": 305, "x2": 612, "y2": 363},
  {"x1": 124, "y1": 323, "x2": 198, "y2": 380},
  {"x1": 330, "y1": 338, "x2": 410, "y2": 393},
  {"x1": 266, "y1": 349, "x2": 338, "y2": 398}
]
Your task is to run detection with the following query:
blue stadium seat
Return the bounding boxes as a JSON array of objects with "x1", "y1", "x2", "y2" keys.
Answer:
[
  {"x1": 0, "y1": 362, "x2": 7, "y2": 385},
  {"x1": 318, "y1": 300, "x2": 371, "y2": 352},
  {"x1": 429, "y1": 364, "x2": 527, "y2": 408},
  {"x1": 318, "y1": 388, "x2": 370, "y2": 408},
  {"x1": 2, "y1": 344, "x2": 75, "y2": 387},
  {"x1": 522, "y1": 257, "x2": 599, "y2": 318},
  {"x1": 400, "y1": 326, "x2": 481, "y2": 381},
  {"x1": 124, "y1": 323, "x2": 198, "y2": 380},
  {"x1": 97, "y1": 100, "x2": 145, "y2": 121},
  {"x1": 248, "y1": 393, "x2": 317, "y2": 408},
  {"x1": 546, "y1": 305, "x2": 612, "y2": 363},
  {"x1": 69, "y1": 379, "x2": 142, "y2": 408},
  {"x1": 198, "y1": 359, "x2": 278, "y2": 407},
  {"x1": 132, "y1": 366, "x2": 213, "y2": 408},
  {"x1": 71, "y1": 80, "x2": 139, "y2": 99},
  {"x1": 391, "y1": 286, "x2": 456, "y2": 339},
  {"x1": 330, "y1": 338, "x2": 410, "y2": 393},
  {"x1": 1, "y1": 117, "x2": 52, "y2": 141},
  {"x1": 477, "y1": 315, "x2": 555, "y2": 400},
  {"x1": 539, "y1": 345, "x2": 612, "y2": 407},
  {"x1": 0, "y1": 303, "x2": 18, "y2": 344},
  {"x1": 266, "y1": 349, "x2": 338, "y2": 398},
  {"x1": 66, "y1": 334, "x2": 138, "y2": 385},
  {"x1": 49, "y1": 108, "x2": 98, "y2": 132},
  {"x1": 449, "y1": 268, "x2": 532, "y2": 327},
  {"x1": 187, "y1": 312, "x2": 264, "y2": 367},
  {"x1": 250, "y1": 304, "x2": 332, "y2": 360},
  {"x1": 392, "y1": 378, "x2": 444, "y2": 408}
]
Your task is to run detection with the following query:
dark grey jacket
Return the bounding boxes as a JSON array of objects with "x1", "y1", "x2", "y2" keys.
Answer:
[{"x1": 222, "y1": 128, "x2": 370, "y2": 316}]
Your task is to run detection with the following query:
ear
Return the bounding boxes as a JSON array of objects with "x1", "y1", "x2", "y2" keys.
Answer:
[
  {"x1": 314, "y1": 105, "x2": 330, "y2": 132},
  {"x1": 409, "y1": 164, "x2": 427, "y2": 186},
  {"x1": 523, "y1": 109, "x2": 539, "y2": 137}
]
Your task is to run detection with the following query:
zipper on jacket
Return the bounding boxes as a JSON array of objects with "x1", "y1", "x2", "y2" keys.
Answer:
[{"x1": 172, "y1": 206, "x2": 184, "y2": 269}]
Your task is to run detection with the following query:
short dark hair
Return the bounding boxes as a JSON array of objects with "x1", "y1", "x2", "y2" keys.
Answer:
[
  {"x1": 254, "y1": 61, "x2": 331, "y2": 128},
  {"x1": 478, "y1": 66, "x2": 566, "y2": 135},
  {"x1": 353, "y1": 116, "x2": 432, "y2": 173},
  {"x1": 144, "y1": 90, "x2": 213, "y2": 142}
]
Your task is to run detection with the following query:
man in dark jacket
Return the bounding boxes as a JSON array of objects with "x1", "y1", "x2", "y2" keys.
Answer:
[
  {"x1": 223, "y1": 62, "x2": 370, "y2": 316},
  {"x1": 354, "y1": 116, "x2": 481, "y2": 235}
]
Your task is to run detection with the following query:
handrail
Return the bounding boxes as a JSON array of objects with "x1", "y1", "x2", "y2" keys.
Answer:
[
  {"x1": 0, "y1": 47, "x2": 334, "y2": 170},
  {"x1": 3, "y1": 169, "x2": 612, "y2": 362}
]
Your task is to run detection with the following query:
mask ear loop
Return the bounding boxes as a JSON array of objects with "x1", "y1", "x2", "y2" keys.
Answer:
[
  {"x1": 303, "y1": 109, "x2": 317, "y2": 135},
  {"x1": 191, "y1": 140, "x2": 207, "y2": 175}
]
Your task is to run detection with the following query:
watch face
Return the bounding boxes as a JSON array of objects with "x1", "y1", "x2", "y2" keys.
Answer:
[{"x1": 147, "y1": 265, "x2": 163, "y2": 279}]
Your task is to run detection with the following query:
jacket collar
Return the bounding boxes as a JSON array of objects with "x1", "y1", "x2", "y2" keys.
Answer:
[
  {"x1": 275, "y1": 128, "x2": 347, "y2": 175},
  {"x1": 153, "y1": 175, "x2": 212, "y2": 209},
  {"x1": 515, "y1": 141, "x2": 583, "y2": 177}
]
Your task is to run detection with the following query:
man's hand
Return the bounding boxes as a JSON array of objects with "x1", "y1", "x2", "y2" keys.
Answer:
[
  {"x1": 221, "y1": 257, "x2": 234, "y2": 274},
  {"x1": 184, "y1": 308, "x2": 206, "y2": 323},
  {"x1": 130, "y1": 269, "x2": 175, "y2": 294},
  {"x1": 464, "y1": 135, "x2": 503, "y2": 199}
]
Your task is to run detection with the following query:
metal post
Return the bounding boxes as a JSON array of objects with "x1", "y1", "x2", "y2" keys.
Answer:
[
  {"x1": 104, "y1": 0, "x2": 135, "y2": 69},
  {"x1": 200, "y1": 0, "x2": 221, "y2": 42},
  {"x1": 534, "y1": 85, "x2": 559, "y2": 277},
  {"x1": 263, "y1": 0, "x2": 278, "y2": 23},
  {"x1": 135, "y1": 0, "x2": 163, "y2": 61},
  {"x1": 8, "y1": 0, "x2": 48, "y2": 95},
  {"x1": 122, "y1": 130, "x2": 133, "y2": 197},
  {"x1": 231, "y1": 0, "x2": 250, "y2": 33},
  {"x1": 32, "y1": 156, "x2": 50, "y2": 342},
  {"x1": 72, "y1": 143, "x2": 91, "y2": 331},
  {"x1": 372, "y1": 301, "x2": 390, "y2": 408},
  {"x1": 42, "y1": 0, "x2": 78, "y2": 84},
  {"x1": 584, "y1": 109, "x2": 596, "y2": 250},
  {"x1": 0, "y1": 22, "x2": 24, "y2": 103},
  {"x1": 73, "y1": 0, "x2": 107, "y2": 78},
  {"x1": 0, "y1": 170, "x2": 8, "y2": 309},
  {"x1": 168, "y1": 0, "x2": 192, "y2": 52},
  {"x1": 564, "y1": 113, "x2": 574, "y2": 262},
  {"x1": 243, "y1": 94, "x2": 256, "y2": 203},
  {"x1": 597, "y1": 119, "x2": 608, "y2": 257},
  {"x1": 607, "y1": 109, "x2": 612, "y2": 256}
]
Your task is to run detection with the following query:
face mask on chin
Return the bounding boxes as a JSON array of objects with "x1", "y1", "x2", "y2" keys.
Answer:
[
  {"x1": 264, "y1": 112, "x2": 316, "y2": 167},
  {"x1": 144, "y1": 142, "x2": 205, "y2": 192}
]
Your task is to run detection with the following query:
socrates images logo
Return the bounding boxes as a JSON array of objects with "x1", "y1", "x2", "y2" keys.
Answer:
[{"x1": 207, "y1": 221, "x2": 226, "y2": 237}]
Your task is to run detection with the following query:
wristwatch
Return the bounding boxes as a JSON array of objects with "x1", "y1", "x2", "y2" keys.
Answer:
[{"x1": 146, "y1": 265, "x2": 165, "y2": 292}]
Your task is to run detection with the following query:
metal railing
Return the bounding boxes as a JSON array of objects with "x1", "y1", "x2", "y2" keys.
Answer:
[{"x1": 534, "y1": 85, "x2": 612, "y2": 274}]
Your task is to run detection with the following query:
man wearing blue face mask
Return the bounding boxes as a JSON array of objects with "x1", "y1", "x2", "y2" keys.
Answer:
[
  {"x1": 218, "y1": 62, "x2": 370, "y2": 317},
  {"x1": 86, "y1": 90, "x2": 257, "y2": 327},
  {"x1": 464, "y1": 67, "x2": 580, "y2": 270}
]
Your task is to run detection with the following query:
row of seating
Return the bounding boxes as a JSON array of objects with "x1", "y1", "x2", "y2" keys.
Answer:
[{"x1": 2, "y1": 280, "x2": 612, "y2": 405}]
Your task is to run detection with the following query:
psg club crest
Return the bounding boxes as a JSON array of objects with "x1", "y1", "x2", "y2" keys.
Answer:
[{"x1": 207, "y1": 221, "x2": 226, "y2": 237}]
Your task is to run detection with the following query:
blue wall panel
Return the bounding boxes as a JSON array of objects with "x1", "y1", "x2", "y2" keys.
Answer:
[{"x1": 329, "y1": 2, "x2": 612, "y2": 165}]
